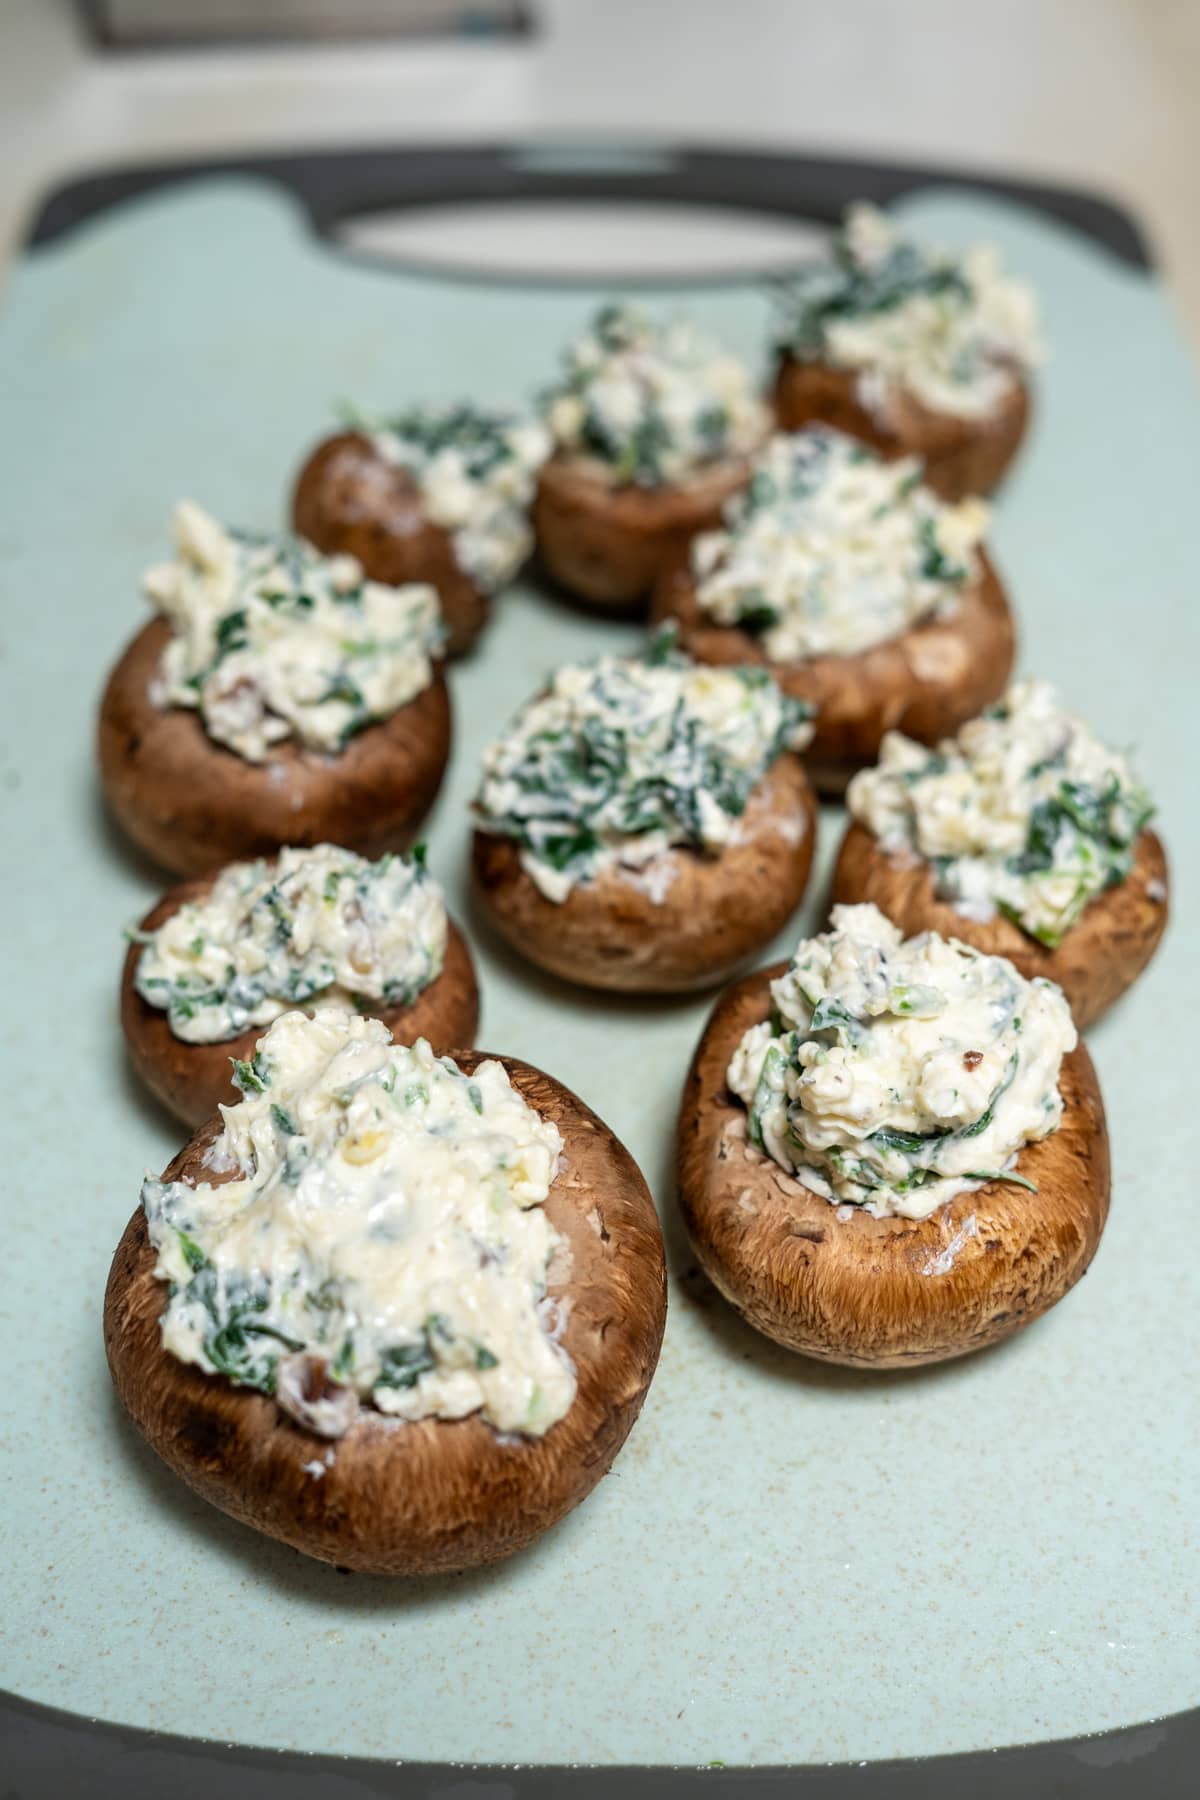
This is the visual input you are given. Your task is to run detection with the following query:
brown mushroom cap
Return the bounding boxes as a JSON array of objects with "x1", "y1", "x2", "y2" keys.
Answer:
[
  {"x1": 97, "y1": 617, "x2": 452, "y2": 877},
  {"x1": 833, "y1": 820, "x2": 1169, "y2": 1031},
  {"x1": 676, "y1": 960, "x2": 1110, "y2": 1369},
  {"x1": 291, "y1": 431, "x2": 490, "y2": 658},
  {"x1": 770, "y1": 358, "x2": 1031, "y2": 501},
  {"x1": 532, "y1": 449, "x2": 758, "y2": 613},
  {"x1": 651, "y1": 551, "x2": 1015, "y2": 796},
  {"x1": 471, "y1": 756, "x2": 817, "y2": 994},
  {"x1": 121, "y1": 871, "x2": 481, "y2": 1128},
  {"x1": 104, "y1": 1052, "x2": 667, "y2": 1575}
]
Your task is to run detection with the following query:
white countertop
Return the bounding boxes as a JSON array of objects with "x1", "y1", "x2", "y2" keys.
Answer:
[{"x1": 3, "y1": 0, "x2": 1199, "y2": 340}]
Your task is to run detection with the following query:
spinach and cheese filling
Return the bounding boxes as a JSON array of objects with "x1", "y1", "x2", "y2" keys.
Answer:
[
  {"x1": 847, "y1": 680, "x2": 1155, "y2": 947},
  {"x1": 543, "y1": 302, "x2": 768, "y2": 487},
  {"x1": 691, "y1": 428, "x2": 988, "y2": 661},
  {"x1": 356, "y1": 403, "x2": 550, "y2": 592},
  {"x1": 145, "y1": 501, "x2": 441, "y2": 762},
  {"x1": 132, "y1": 843, "x2": 446, "y2": 1044},
  {"x1": 727, "y1": 903, "x2": 1075, "y2": 1221},
  {"x1": 142, "y1": 1011, "x2": 574, "y2": 1438},
  {"x1": 474, "y1": 632, "x2": 815, "y2": 903},
  {"x1": 773, "y1": 203, "x2": 1040, "y2": 423}
]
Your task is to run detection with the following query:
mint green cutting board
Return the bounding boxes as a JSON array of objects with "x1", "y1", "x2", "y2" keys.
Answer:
[{"x1": 0, "y1": 173, "x2": 1196, "y2": 1771}]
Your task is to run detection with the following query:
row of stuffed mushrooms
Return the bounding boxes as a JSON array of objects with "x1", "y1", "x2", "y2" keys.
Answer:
[
  {"x1": 101, "y1": 201, "x2": 1046, "y2": 878},
  {"x1": 100, "y1": 205, "x2": 1166, "y2": 1580},
  {"x1": 296, "y1": 202, "x2": 1040, "y2": 632}
]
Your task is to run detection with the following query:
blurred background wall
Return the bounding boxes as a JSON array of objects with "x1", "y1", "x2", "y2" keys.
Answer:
[{"x1": 3, "y1": 0, "x2": 1198, "y2": 340}]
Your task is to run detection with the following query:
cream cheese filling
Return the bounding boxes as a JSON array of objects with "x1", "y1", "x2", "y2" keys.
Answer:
[
  {"x1": 847, "y1": 680, "x2": 1154, "y2": 946},
  {"x1": 365, "y1": 405, "x2": 550, "y2": 593},
  {"x1": 727, "y1": 902, "x2": 1076, "y2": 1220},
  {"x1": 774, "y1": 203, "x2": 1041, "y2": 423},
  {"x1": 692, "y1": 429, "x2": 987, "y2": 661},
  {"x1": 146, "y1": 501, "x2": 440, "y2": 762},
  {"x1": 544, "y1": 302, "x2": 768, "y2": 487},
  {"x1": 474, "y1": 633, "x2": 814, "y2": 902},
  {"x1": 142, "y1": 1011, "x2": 575, "y2": 1438},
  {"x1": 133, "y1": 844, "x2": 447, "y2": 1043}
]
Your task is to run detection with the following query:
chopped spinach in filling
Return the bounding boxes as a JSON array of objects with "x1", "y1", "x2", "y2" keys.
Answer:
[
  {"x1": 692, "y1": 428, "x2": 987, "y2": 661},
  {"x1": 847, "y1": 680, "x2": 1154, "y2": 946},
  {"x1": 347, "y1": 402, "x2": 549, "y2": 592},
  {"x1": 727, "y1": 903, "x2": 1076, "y2": 1220},
  {"x1": 143, "y1": 1013, "x2": 573, "y2": 1438},
  {"x1": 543, "y1": 302, "x2": 766, "y2": 487},
  {"x1": 474, "y1": 629, "x2": 814, "y2": 902},
  {"x1": 771, "y1": 203, "x2": 1040, "y2": 421},
  {"x1": 132, "y1": 843, "x2": 446, "y2": 1044},
  {"x1": 147, "y1": 501, "x2": 440, "y2": 761}
]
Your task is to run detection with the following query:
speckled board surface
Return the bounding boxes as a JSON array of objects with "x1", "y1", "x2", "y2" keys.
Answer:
[{"x1": 0, "y1": 178, "x2": 1196, "y2": 1771}]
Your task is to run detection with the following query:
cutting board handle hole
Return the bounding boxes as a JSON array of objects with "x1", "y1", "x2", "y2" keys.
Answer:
[{"x1": 330, "y1": 196, "x2": 828, "y2": 283}]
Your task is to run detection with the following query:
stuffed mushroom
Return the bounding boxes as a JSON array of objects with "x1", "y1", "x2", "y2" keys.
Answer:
[
  {"x1": 98, "y1": 502, "x2": 451, "y2": 876},
  {"x1": 651, "y1": 428, "x2": 1014, "y2": 793},
  {"x1": 122, "y1": 842, "x2": 480, "y2": 1127},
  {"x1": 771, "y1": 204, "x2": 1040, "y2": 500},
  {"x1": 471, "y1": 630, "x2": 817, "y2": 993},
  {"x1": 676, "y1": 903, "x2": 1109, "y2": 1368},
  {"x1": 292, "y1": 405, "x2": 550, "y2": 656},
  {"x1": 834, "y1": 679, "x2": 1168, "y2": 1028},
  {"x1": 534, "y1": 303, "x2": 770, "y2": 610},
  {"x1": 105, "y1": 1009, "x2": 667, "y2": 1575}
]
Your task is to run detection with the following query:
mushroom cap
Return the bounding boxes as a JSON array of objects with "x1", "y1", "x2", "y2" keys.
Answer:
[
  {"x1": 472, "y1": 756, "x2": 817, "y2": 993},
  {"x1": 771, "y1": 358, "x2": 1031, "y2": 500},
  {"x1": 533, "y1": 448, "x2": 759, "y2": 612},
  {"x1": 833, "y1": 820, "x2": 1169, "y2": 1030},
  {"x1": 104, "y1": 1052, "x2": 667, "y2": 1575},
  {"x1": 651, "y1": 551, "x2": 1015, "y2": 796},
  {"x1": 121, "y1": 870, "x2": 481, "y2": 1128},
  {"x1": 676, "y1": 960, "x2": 1110, "y2": 1368},
  {"x1": 291, "y1": 431, "x2": 489, "y2": 657},
  {"x1": 97, "y1": 616, "x2": 451, "y2": 877}
]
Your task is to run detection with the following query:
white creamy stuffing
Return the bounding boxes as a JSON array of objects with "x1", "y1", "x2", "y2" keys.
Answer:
[
  {"x1": 142, "y1": 1011, "x2": 574, "y2": 1437},
  {"x1": 774, "y1": 203, "x2": 1041, "y2": 422},
  {"x1": 146, "y1": 501, "x2": 441, "y2": 762},
  {"x1": 474, "y1": 633, "x2": 814, "y2": 902},
  {"x1": 847, "y1": 680, "x2": 1154, "y2": 946},
  {"x1": 691, "y1": 429, "x2": 988, "y2": 661},
  {"x1": 365, "y1": 405, "x2": 550, "y2": 592},
  {"x1": 544, "y1": 302, "x2": 768, "y2": 486},
  {"x1": 727, "y1": 903, "x2": 1075, "y2": 1220},
  {"x1": 133, "y1": 843, "x2": 446, "y2": 1044}
]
